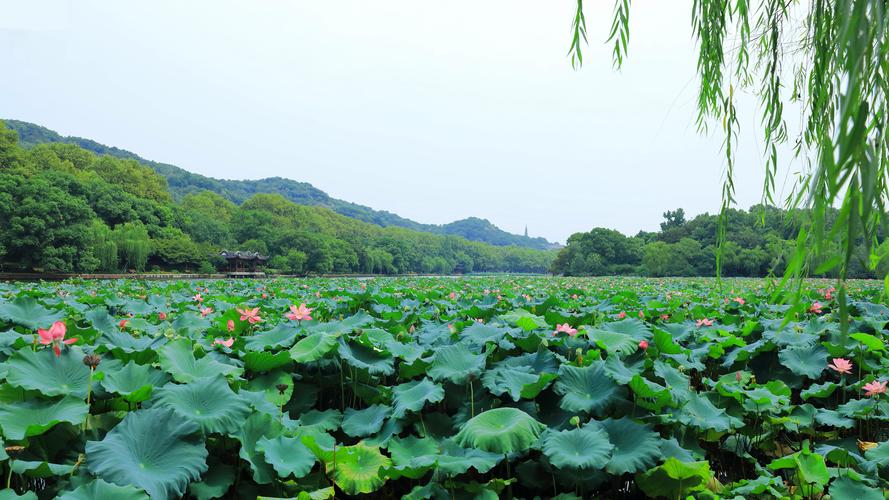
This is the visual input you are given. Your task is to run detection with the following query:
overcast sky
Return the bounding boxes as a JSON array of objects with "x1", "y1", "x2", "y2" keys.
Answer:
[{"x1": 0, "y1": 1, "x2": 803, "y2": 244}]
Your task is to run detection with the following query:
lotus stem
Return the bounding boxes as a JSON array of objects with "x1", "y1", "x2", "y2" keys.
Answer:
[
  {"x1": 5, "y1": 462, "x2": 11, "y2": 489},
  {"x1": 83, "y1": 367, "x2": 94, "y2": 431},
  {"x1": 469, "y1": 379, "x2": 475, "y2": 418}
]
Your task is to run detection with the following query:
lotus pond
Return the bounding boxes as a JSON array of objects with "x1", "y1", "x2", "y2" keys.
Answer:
[{"x1": 0, "y1": 276, "x2": 887, "y2": 499}]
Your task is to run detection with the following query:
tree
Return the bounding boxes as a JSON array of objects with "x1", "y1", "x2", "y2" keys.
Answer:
[
  {"x1": 660, "y1": 208, "x2": 686, "y2": 231},
  {"x1": 0, "y1": 171, "x2": 97, "y2": 272},
  {"x1": 569, "y1": 0, "x2": 888, "y2": 322},
  {"x1": 88, "y1": 220, "x2": 119, "y2": 271},
  {"x1": 114, "y1": 222, "x2": 150, "y2": 272}
]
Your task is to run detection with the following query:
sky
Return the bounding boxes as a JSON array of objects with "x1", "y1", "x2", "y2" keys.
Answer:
[{"x1": 0, "y1": 1, "x2": 803, "y2": 244}]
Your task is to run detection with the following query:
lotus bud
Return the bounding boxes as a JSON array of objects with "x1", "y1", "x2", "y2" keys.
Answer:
[{"x1": 569, "y1": 416, "x2": 580, "y2": 427}]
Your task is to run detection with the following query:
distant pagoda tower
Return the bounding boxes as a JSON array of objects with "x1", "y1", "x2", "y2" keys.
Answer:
[{"x1": 524, "y1": 225, "x2": 528, "y2": 238}]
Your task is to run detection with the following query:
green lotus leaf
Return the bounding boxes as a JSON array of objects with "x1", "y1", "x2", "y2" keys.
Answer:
[
  {"x1": 5, "y1": 346, "x2": 90, "y2": 398},
  {"x1": 337, "y1": 338, "x2": 394, "y2": 376},
  {"x1": 242, "y1": 350, "x2": 292, "y2": 372},
  {"x1": 603, "y1": 353, "x2": 643, "y2": 384},
  {"x1": 588, "y1": 329, "x2": 638, "y2": 356},
  {"x1": 102, "y1": 360, "x2": 170, "y2": 402},
  {"x1": 636, "y1": 458, "x2": 713, "y2": 499},
  {"x1": 246, "y1": 370, "x2": 293, "y2": 407},
  {"x1": 342, "y1": 404, "x2": 391, "y2": 437},
  {"x1": 256, "y1": 435, "x2": 316, "y2": 478},
  {"x1": 315, "y1": 442, "x2": 391, "y2": 495},
  {"x1": 481, "y1": 365, "x2": 539, "y2": 401},
  {"x1": 0, "y1": 490, "x2": 36, "y2": 500},
  {"x1": 865, "y1": 440, "x2": 889, "y2": 467},
  {"x1": 499, "y1": 309, "x2": 548, "y2": 331},
  {"x1": 298, "y1": 409, "x2": 342, "y2": 432},
  {"x1": 629, "y1": 374, "x2": 674, "y2": 412},
  {"x1": 57, "y1": 479, "x2": 149, "y2": 500},
  {"x1": 778, "y1": 345, "x2": 828, "y2": 379},
  {"x1": 391, "y1": 378, "x2": 445, "y2": 419},
  {"x1": 795, "y1": 447, "x2": 830, "y2": 487},
  {"x1": 815, "y1": 409, "x2": 856, "y2": 429},
  {"x1": 153, "y1": 375, "x2": 250, "y2": 434},
  {"x1": 428, "y1": 344, "x2": 487, "y2": 384},
  {"x1": 675, "y1": 392, "x2": 740, "y2": 433},
  {"x1": 454, "y1": 407, "x2": 545, "y2": 454},
  {"x1": 554, "y1": 362, "x2": 623, "y2": 414},
  {"x1": 97, "y1": 331, "x2": 164, "y2": 354},
  {"x1": 387, "y1": 435, "x2": 438, "y2": 478},
  {"x1": 652, "y1": 328, "x2": 684, "y2": 354},
  {"x1": 801, "y1": 381, "x2": 838, "y2": 401},
  {"x1": 85, "y1": 408, "x2": 209, "y2": 500},
  {"x1": 653, "y1": 360, "x2": 693, "y2": 402},
  {"x1": 849, "y1": 332, "x2": 884, "y2": 352},
  {"x1": 244, "y1": 323, "x2": 299, "y2": 351},
  {"x1": 828, "y1": 474, "x2": 883, "y2": 500},
  {"x1": 234, "y1": 411, "x2": 284, "y2": 484},
  {"x1": 436, "y1": 439, "x2": 503, "y2": 476},
  {"x1": 0, "y1": 297, "x2": 64, "y2": 329},
  {"x1": 289, "y1": 332, "x2": 339, "y2": 363},
  {"x1": 158, "y1": 339, "x2": 243, "y2": 383},
  {"x1": 542, "y1": 427, "x2": 613, "y2": 469},
  {"x1": 0, "y1": 396, "x2": 88, "y2": 440},
  {"x1": 11, "y1": 460, "x2": 74, "y2": 477},
  {"x1": 459, "y1": 322, "x2": 511, "y2": 350},
  {"x1": 594, "y1": 417, "x2": 662, "y2": 475},
  {"x1": 187, "y1": 461, "x2": 235, "y2": 500}
]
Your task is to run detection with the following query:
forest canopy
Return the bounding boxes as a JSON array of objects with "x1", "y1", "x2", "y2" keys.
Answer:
[{"x1": 0, "y1": 121, "x2": 554, "y2": 275}]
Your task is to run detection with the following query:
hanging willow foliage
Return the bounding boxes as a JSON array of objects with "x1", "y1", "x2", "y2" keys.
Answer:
[{"x1": 569, "y1": 0, "x2": 889, "y2": 329}]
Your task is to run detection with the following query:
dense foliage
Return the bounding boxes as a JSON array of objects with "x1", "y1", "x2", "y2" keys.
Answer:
[
  {"x1": 570, "y1": 0, "x2": 889, "y2": 318},
  {"x1": 0, "y1": 121, "x2": 554, "y2": 275},
  {"x1": 0, "y1": 276, "x2": 886, "y2": 498},
  {"x1": 4, "y1": 120, "x2": 557, "y2": 251},
  {"x1": 552, "y1": 206, "x2": 889, "y2": 279}
]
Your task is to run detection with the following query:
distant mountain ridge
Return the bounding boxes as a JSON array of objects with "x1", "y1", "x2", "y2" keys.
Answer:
[{"x1": 5, "y1": 119, "x2": 559, "y2": 250}]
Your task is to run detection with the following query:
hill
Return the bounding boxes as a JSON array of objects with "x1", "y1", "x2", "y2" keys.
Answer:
[{"x1": 4, "y1": 119, "x2": 558, "y2": 250}]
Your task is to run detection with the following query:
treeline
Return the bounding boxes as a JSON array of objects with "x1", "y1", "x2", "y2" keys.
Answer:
[
  {"x1": 6, "y1": 119, "x2": 557, "y2": 250},
  {"x1": 552, "y1": 207, "x2": 887, "y2": 278},
  {"x1": 0, "y1": 121, "x2": 555, "y2": 274}
]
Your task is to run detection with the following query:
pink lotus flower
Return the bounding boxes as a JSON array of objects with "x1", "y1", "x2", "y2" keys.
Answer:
[
  {"x1": 863, "y1": 380, "x2": 887, "y2": 397},
  {"x1": 553, "y1": 323, "x2": 578, "y2": 336},
  {"x1": 315, "y1": 291, "x2": 321, "y2": 298},
  {"x1": 158, "y1": 312, "x2": 167, "y2": 321},
  {"x1": 733, "y1": 297, "x2": 745, "y2": 305},
  {"x1": 200, "y1": 307, "x2": 214, "y2": 317},
  {"x1": 735, "y1": 371, "x2": 743, "y2": 382},
  {"x1": 638, "y1": 310, "x2": 645, "y2": 319},
  {"x1": 809, "y1": 302, "x2": 823, "y2": 314},
  {"x1": 37, "y1": 322, "x2": 77, "y2": 357},
  {"x1": 617, "y1": 311, "x2": 627, "y2": 319},
  {"x1": 448, "y1": 292, "x2": 456, "y2": 300},
  {"x1": 286, "y1": 303, "x2": 313, "y2": 322},
  {"x1": 119, "y1": 319, "x2": 128, "y2": 329},
  {"x1": 659, "y1": 314, "x2": 670, "y2": 321},
  {"x1": 237, "y1": 307, "x2": 262, "y2": 324},
  {"x1": 638, "y1": 340, "x2": 649, "y2": 351},
  {"x1": 696, "y1": 318, "x2": 714, "y2": 327},
  {"x1": 193, "y1": 293, "x2": 203, "y2": 303},
  {"x1": 227, "y1": 319, "x2": 235, "y2": 332},
  {"x1": 571, "y1": 294, "x2": 579, "y2": 300},
  {"x1": 828, "y1": 358, "x2": 853, "y2": 375},
  {"x1": 214, "y1": 337, "x2": 234, "y2": 348}
]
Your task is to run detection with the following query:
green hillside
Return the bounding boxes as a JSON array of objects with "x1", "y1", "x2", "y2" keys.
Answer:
[
  {"x1": 4, "y1": 119, "x2": 557, "y2": 250},
  {"x1": 0, "y1": 120, "x2": 555, "y2": 274}
]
